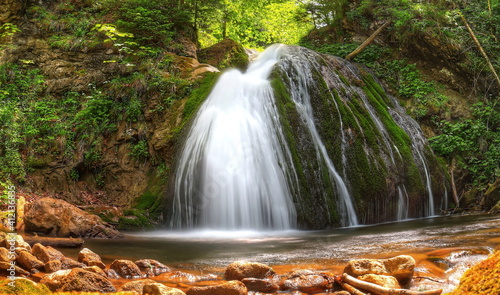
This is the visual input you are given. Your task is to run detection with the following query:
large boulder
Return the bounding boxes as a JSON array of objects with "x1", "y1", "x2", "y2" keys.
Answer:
[
  {"x1": 241, "y1": 277, "x2": 279, "y2": 293},
  {"x1": 344, "y1": 255, "x2": 415, "y2": 286},
  {"x1": 41, "y1": 268, "x2": 116, "y2": 292},
  {"x1": 225, "y1": 261, "x2": 275, "y2": 280},
  {"x1": 186, "y1": 280, "x2": 247, "y2": 295},
  {"x1": 24, "y1": 197, "x2": 123, "y2": 238}
]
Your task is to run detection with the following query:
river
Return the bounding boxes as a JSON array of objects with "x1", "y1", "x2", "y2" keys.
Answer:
[{"x1": 60, "y1": 212, "x2": 500, "y2": 293}]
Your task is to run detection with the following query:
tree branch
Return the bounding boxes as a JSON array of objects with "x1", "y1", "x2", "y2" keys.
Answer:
[
  {"x1": 342, "y1": 273, "x2": 443, "y2": 295},
  {"x1": 345, "y1": 20, "x2": 391, "y2": 61}
]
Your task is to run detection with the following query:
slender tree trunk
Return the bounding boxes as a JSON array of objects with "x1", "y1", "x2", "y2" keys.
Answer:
[
  {"x1": 450, "y1": 157, "x2": 460, "y2": 208},
  {"x1": 345, "y1": 20, "x2": 391, "y2": 61},
  {"x1": 488, "y1": 0, "x2": 492, "y2": 13},
  {"x1": 460, "y1": 13, "x2": 500, "y2": 92}
]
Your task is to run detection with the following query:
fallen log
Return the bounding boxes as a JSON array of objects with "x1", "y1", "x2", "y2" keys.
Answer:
[
  {"x1": 23, "y1": 235, "x2": 84, "y2": 248},
  {"x1": 342, "y1": 273, "x2": 442, "y2": 295}
]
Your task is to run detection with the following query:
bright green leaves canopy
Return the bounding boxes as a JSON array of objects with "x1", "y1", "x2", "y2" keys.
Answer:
[{"x1": 195, "y1": 0, "x2": 314, "y2": 49}]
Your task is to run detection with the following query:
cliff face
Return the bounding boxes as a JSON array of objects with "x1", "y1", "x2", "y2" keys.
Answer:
[{"x1": 0, "y1": 0, "x2": 219, "y2": 226}]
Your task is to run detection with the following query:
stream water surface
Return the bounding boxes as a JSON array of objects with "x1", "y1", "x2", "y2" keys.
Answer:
[{"x1": 60, "y1": 213, "x2": 500, "y2": 293}]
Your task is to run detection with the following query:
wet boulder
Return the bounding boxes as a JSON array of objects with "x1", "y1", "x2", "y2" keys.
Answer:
[
  {"x1": 344, "y1": 255, "x2": 415, "y2": 286},
  {"x1": 225, "y1": 261, "x2": 275, "y2": 280},
  {"x1": 16, "y1": 250, "x2": 44, "y2": 271},
  {"x1": 281, "y1": 270, "x2": 333, "y2": 293},
  {"x1": 31, "y1": 243, "x2": 65, "y2": 263},
  {"x1": 0, "y1": 247, "x2": 12, "y2": 262},
  {"x1": 143, "y1": 283, "x2": 186, "y2": 295},
  {"x1": 241, "y1": 277, "x2": 279, "y2": 293},
  {"x1": 135, "y1": 259, "x2": 171, "y2": 276},
  {"x1": 78, "y1": 248, "x2": 106, "y2": 269},
  {"x1": 186, "y1": 280, "x2": 247, "y2": 295},
  {"x1": 44, "y1": 260, "x2": 62, "y2": 273},
  {"x1": 24, "y1": 197, "x2": 123, "y2": 239},
  {"x1": 110, "y1": 259, "x2": 144, "y2": 278},
  {"x1": 41, "y1": 268, "x2": 116, "y2": 292}
]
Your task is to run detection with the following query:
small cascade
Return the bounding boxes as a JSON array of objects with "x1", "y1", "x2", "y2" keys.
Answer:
[{"x1": 170, "y1": 44, "x2": 297, "y2": 230}]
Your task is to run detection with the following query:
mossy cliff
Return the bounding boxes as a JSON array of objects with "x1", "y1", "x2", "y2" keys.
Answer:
[{"x1": 270, "y1": 46, "x2": 448, "y2": 228}]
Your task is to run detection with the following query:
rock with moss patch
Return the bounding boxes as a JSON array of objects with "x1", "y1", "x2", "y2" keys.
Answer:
[
  {"x1": 0, "y1": 278, "x2": 51, "y2": 295},
  {"x1": 197, "y1": 39, "x2": 249, "y2": 70}
]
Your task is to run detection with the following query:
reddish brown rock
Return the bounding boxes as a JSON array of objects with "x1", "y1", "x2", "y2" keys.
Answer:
[
  {"x1": 344, "y1": 255, "x2": 415, "y2": 286},
  {"x1": 40, "y1": 269, "x2": 72, "y2": 290},
  {"x1": 61, "y1": 257, "x2": 85, "y2": 269},
  {"x1": 24, "y1": 197, "x2": 123, "y2": 239},
  {"x1": 41, "y1": 268, "x2": 115, "y2": 292},
  {"x1": 186, "y1": 280, "x2": 247, "y2": 295},
  {"x1": 224, "y1": 261, "x2": 275, "y2": 280},
  {"x1": 241, "y1": 277, "x2": 279, "y2": 293},
  {"x1": 0, "y1": 247, "x2": 13, "y2": 262},
  {"x1": 45, "y1": 260, "x2": 62, "y2": 273},
  {"x1": 143, "y1": 283, "x2": 186, "y2": 295},
  {"x1": 281, "y1": 270, "x2": 333, "y2": 293},
  {"x1": 136, "y1": 259, "x2": 171, "y2": 277},
  {"x1": 31, "y1": 243, "x2": 65, "y2": 263},
  {"x1": 120, "y1": 278, "x2": 156, "y2": 293},
  {"x1": 78, "y1": 248, "x2": 106, "y2": 269},
  {"x1": 110, "y1": 259, "x2": 144, "y2": 278},
  {"x1": 105, "y1": 268, "x2": 120, "y2": 279},
  {"x1": 83, "y1": 265, "x2": 107, "y2": 278},
  {"x1": 16, "y1": 250, "x2": 44, "y2": 271},
  {"x1": 0, "y1": 261, "x2": 30, "y2": 276}
]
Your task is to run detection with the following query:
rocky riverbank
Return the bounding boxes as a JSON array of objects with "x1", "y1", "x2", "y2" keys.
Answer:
[{"x1": 3, "y1": 231, "x2": 493, "y2": 295}]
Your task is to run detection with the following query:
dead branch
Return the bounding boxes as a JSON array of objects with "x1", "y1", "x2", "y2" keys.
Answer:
[
  {"x1": 460, "y1": 13, "x2": 500, "y2": 92},
  {"x1": 345, "y1": 20, "x2": 391, "y2": 61},
  {"x1": 342, "y1": 273, "x2": 442, "y2": 295}
]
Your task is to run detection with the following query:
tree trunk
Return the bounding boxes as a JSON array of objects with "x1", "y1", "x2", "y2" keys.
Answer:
[
  {"x1": 345, "y1": 20, "x2": 391, "y2": 61},
  {"x1": 460, "y1": 13, "x2": 500, "y2": 92}
]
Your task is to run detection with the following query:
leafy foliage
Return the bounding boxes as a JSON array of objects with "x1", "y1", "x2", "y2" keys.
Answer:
[{"x1": 430, "y1": 101, "x2": 500, "y2": 186}]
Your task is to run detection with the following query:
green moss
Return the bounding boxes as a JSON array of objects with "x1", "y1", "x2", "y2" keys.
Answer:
[
  {"x1": 117, "y1": 209, "x2": 153, "y2": 230},
  {"x1": 182, "y1": 72, "x2": 219, "y2": 120},
  {"x1": 0, "y1": 279, "x2": 50, "y2": 295}
]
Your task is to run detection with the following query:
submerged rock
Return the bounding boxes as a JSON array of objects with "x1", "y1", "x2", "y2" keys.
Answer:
[
  {"x1": 24, "y1": 197, "x2": 124, "y2": 239},
  {"x1": 224, "y1": 261, "x2": 275, "y2": 280},
  {"x1": 186, "y1": 280, "x2": 247, "y2": 295},
  {"x1": 344, "y1": 255, "x2": 415, "y2": 286}
]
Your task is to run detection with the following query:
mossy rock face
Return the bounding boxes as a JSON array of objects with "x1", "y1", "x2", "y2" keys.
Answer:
[{"x1": 197, "y1": 39, "x2": 249, "y2": 70}]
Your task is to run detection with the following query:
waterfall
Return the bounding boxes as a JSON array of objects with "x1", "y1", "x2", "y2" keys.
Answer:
[
  {"x1": 170, "y1": 44, "x2": 446, "y2": 230},
  {"x1": 170, "y1": 44, "x2": 297, "y2": 230}
]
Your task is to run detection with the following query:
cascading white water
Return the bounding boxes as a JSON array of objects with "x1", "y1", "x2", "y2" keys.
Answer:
[
  {"x1": 170, "y1": 45, "x2": 297, "y2": 230},
  {"x1": 277, "y1": 49, "x2": 359, "y2": 227}
]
